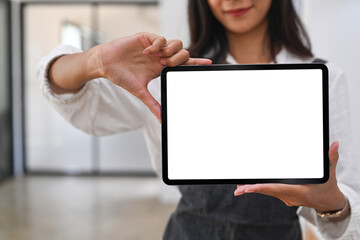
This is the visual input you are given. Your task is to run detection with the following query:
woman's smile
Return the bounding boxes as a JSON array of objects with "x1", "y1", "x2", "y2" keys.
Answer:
[
  {"x1": 225, "y1": 6, "x2": 253, "y2": 17},
  {"x1": 208, "y1": 0, "x2": 271, "y2": 35}
]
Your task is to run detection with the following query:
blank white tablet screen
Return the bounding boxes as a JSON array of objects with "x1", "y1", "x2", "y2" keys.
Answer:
[{"x1": 166, "y1": 69, "x2": 324, "y2": 180}]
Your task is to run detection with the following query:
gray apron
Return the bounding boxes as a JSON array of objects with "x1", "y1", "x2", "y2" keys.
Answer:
[{"x1": 163, "y1": 185, "x2": 301, "y2": 240}]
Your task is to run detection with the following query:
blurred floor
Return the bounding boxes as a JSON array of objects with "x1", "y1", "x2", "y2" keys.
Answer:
[
  {"x1": 0, "y1": 176, "x2": 177, "y2": 240},
  {"x1": 0, "y1": 176, "x2": 322, "y2": 240}
]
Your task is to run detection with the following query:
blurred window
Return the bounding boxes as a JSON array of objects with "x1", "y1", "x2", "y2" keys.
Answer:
[
  {"x1": 61, "y1": 22, "x2": 83, "y2": 49},
  {"x1": 23, "y1": 2, "x2": 159, "y2": 174}
]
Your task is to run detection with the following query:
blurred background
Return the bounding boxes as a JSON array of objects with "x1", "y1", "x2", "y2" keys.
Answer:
[{"x1": 0, "y1": 0, "x2": 359, "y2": 239}]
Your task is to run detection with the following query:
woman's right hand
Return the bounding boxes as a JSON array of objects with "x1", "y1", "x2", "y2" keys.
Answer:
[
  {"x1": 93, "y1": 32, "x2": 211, "y2": 120},
  {"x1": 49, "y1": 32, "x2": 211, "y2": 121}
]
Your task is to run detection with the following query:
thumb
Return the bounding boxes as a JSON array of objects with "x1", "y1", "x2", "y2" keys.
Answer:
[
  {"x1": 135, "y1": 88, "x2": 161, "y2": 122},
  {"x1": 329, "y1": 141, "x2": 339, "y2": 168}
]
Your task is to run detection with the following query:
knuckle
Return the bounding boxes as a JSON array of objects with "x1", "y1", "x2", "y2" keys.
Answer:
[
  {"x1": 181, "y1": 49, "x2": 190, "y2": 59},
  {"x1": 159, "y1": 36, "x2": 167, "y2": 44},
  {"x1": 161, "y1": 48, "x2": 171, "y2": 56},
  {"x1": 174, "y1": 39, "x2": 183, "y2": 49},
  {"x1": 136, "y1": 32, "x2": 147, "y2": 39},
  {"x1": 166, "y1": 50, "x2": 190, "y2": 67},
  {"x1": 283, "y1": 200, "x2": 294, "y2": 207},
  {"x1": 167, "y1": 58, "x2": 176, "y2": 67},
  {"x1": 137, "y1": 31, "x2": 146, "y2": 36},
  {"x1": 136, "y1": 32, "x2": 149, "y2": 44}
]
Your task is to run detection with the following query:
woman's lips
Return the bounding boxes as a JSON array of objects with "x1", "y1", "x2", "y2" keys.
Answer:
[{"x1": 226, "y1": 7, "x2": 252, "y2": 17}]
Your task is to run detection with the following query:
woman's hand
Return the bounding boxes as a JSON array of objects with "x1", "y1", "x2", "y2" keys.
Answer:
[
  {"x1": 92, "y1": 32, "x2": 211, "y2": 120},
  {"x1": 234, "y1": 141, "x2": 349, "y2": 219},
  {"x1": 49, "y1": 32, "x2": 211, "y2": 121}
]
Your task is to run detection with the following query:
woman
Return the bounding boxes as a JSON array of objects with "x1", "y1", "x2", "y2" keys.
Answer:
[
  {"x1": 168, "y1": 1, "x2": 359, "y2": 239},
  {"x1": 38, "y1": 0, "x2": 360, "y2": 239}
]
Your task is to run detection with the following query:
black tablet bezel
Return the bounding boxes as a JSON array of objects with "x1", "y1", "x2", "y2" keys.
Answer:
[{"x1": 161, "y1": 64, "x2": 329, "y2": 185}]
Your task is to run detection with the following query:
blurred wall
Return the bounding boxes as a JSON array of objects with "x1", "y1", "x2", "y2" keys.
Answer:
[
  {"x1": 160, "y1": 0, "x2": 189, "y2": 46},
  {"x1": 302, "y1": 0, "x2": 360, "y2": 158}
]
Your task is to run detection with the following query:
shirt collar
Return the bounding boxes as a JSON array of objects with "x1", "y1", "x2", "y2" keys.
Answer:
[{"x1": 225, "y1": 47, "x2": 313, "y2": 64}]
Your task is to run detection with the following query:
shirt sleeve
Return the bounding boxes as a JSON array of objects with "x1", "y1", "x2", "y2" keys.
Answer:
[
  {"x1": 298, "y1": 63, "x2": 360, "y2": 239},
  {"x1": 37, "y1": 44, "x2": 150, "y2": 136}
]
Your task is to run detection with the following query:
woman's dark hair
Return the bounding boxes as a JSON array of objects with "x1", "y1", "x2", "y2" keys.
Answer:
[{"x1": 188, "y1": 0, "x2": 313, "y2": 63}]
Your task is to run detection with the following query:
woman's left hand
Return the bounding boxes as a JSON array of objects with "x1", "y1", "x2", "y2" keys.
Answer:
[{"x1": 234, "y1": 141, "x2": 347, "y2": 213}]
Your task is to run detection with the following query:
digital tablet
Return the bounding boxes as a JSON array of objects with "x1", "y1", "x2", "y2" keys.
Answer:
[{"x1": 161, "y1": 64, "x2": 329, "y2": 185}]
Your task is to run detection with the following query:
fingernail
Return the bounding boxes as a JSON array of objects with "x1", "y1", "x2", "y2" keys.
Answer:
[
  {"x1": 143, "y1": 50, "x2": 149, "y2": 55},
  {"x1": 160, "y1": 59, "x2": 166, "y2": 65},
  {"x1": 155, "y1": 52, "x2": 162, "y2": 57}
]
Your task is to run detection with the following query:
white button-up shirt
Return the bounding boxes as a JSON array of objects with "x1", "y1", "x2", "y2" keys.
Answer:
[{"x1": 38, "y1": 45, "x2": 360, "y2": 239}]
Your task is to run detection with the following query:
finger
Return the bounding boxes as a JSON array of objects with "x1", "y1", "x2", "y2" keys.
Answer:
[
  {"x1": 160, "y1": 49, "x2": 190, "y2": 66},
  {"x1": 160, "y1": 39, "x2": 183, "y2": 57},
  {"x1": 241, "y1": 183, "x2": 299, "y2": 198},
  {"x1": 143, "y1": 34, "x2": 167, "y2": 55},
  {"x1": 234, "y1": 184, "x2": 252, "y2": 196},
  {"x1": 185, "y1": 58, "x2": 212, "y2": 65},
  {"x1": 329, "y1": 141, "x2": 339, "y2": 167},
  {"x1": 134, "y1": 88, "x2": 161, "y2": 122}
]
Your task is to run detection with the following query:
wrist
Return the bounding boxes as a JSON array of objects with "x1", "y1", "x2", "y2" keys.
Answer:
[
  {"x1": 316, "y1": 196, "x2": 350, "y2": 222},
  {"x1": 314, "y1": 188, "x2": 346, "y2": 213},
  {"x1": 84, "y1": 45, "x2": 104, "y2": 80}
]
